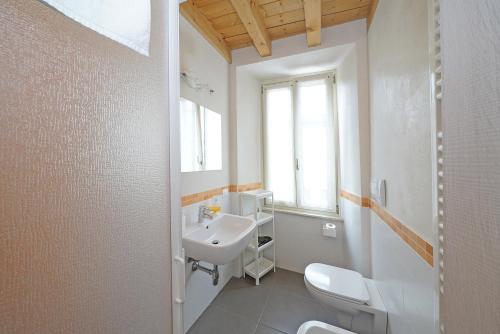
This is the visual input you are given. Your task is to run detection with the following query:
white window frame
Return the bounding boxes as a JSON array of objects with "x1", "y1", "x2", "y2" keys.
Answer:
[
  {"x1": 180, "y1": 98, "x2": 222, "y2": 172},
  {"x1": 261, "y1": 72, "x2": 340, "y2": 215}
]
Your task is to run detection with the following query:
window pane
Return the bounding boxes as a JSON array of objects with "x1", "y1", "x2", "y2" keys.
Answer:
[
  {"x1": 180, "y1": 98, "x2": 202, "y2": 172},
  {"x1": 295, "y1": 79, "x2": 337, "y2": 211},
  {"x1": 203, "y1": 107, "x2": 222, "y2": 170},
  {"x1": 264, "y1": 86, "x2": 296, "y2": 206}
]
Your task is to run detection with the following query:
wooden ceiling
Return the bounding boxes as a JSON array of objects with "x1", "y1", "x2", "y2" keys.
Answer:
[{"x1": 181, "y1": 0, "x2": 378, "y2": 63}]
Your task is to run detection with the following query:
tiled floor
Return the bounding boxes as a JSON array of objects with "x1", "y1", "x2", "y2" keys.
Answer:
[{"x1": 187, "y1": 268, "x2": 339, "y2": 334}]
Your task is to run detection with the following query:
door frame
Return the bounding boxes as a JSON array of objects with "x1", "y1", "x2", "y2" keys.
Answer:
[{"x1": 168, "y1": 0, "x2": 184, "y2": 332}]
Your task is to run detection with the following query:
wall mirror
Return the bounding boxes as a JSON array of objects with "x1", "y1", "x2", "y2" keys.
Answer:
[{"x1": 180, "y1": 98, "x2": 222, "y2": 172}]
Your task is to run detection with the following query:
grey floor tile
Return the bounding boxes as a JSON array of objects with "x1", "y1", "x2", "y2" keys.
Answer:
[
  {"x1": 189, "y1": 268, "x2": 340, "y2": 334},
  {"x1": 260, "y1": 289, "x2": 337, "y2": 334},
  {"x1": 224, "y1": 273, "x2": 275, "y2": 291},
  {"x1": 187, "y1": 305, "x2": 256, "y2": 334},
  {"x1": 255, "y1": 324, "x2": 287, "y2": 334},
  {"x1": 272, "y1": 268, "x2": 311, "y2": 298},
  {"x1": 213, "y1": 279, "x2": 271, "y2": 321}
]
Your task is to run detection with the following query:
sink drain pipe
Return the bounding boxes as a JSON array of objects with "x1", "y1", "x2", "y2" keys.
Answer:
[{"x1": 188, "y1": 257, "x2": 219, "y2": 286}]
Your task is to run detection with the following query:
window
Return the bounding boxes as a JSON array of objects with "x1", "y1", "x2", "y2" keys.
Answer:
[
  {"x1": 180, "y1": 98, "x2": 203, "y2": 172},
  {"x1": 180, "y1": 98, "x2": 222, "y2": 172},
  {"x1": 263, "y1": 74, "x2": 338, "y2": 213}
]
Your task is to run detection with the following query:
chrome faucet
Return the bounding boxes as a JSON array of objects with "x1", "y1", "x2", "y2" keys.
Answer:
[{"x1": 198, "y1": 205, "x2": 214, "y2": 223}]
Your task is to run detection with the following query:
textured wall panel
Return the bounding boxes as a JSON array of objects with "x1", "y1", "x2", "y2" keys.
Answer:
[
  {"x1": 441, "y1": 1, "x2": 500, "y2": 333},
  {"x1": 368, "y1": 0, "x2": 433, "y2": 240},
  {"x1": 0, "y1": 1, "x2": 172, "y2": 333},
  {"x1": 337, "y1": 47, "x2": 372, "y2": 277},
  {"x1": 368, "y1": 0, "x2": 437, "y2": 332}
]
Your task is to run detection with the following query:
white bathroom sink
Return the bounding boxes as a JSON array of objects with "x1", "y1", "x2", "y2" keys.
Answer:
[{"x1": 183, "y1": 213, "x2": 256, "y2": 265}]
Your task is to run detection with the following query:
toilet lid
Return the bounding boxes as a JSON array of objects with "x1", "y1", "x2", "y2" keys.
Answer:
[{"x1": 305, "y1": 263, "x2": 370, "y2": 305}]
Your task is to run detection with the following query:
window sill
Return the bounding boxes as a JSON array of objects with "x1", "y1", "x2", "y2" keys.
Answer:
[{"x1": 263, "y1": 206, "x2": 343, "y2": 222}]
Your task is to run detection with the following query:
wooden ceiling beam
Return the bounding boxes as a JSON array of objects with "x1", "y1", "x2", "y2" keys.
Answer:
[
  {"x1": 225, "y1": 6, "x2": 370, "y2": 50},
  {"x1": 229, "y1": 0, "x2": 272, "y2": 57},
  {"x1": 180, "y1": 0, "x2": 232, "y2": 63},
  {"x1": 304, "y1": 0, "x2": 322, "y2": 46}
]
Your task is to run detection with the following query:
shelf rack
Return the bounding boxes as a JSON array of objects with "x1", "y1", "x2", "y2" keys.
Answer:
[{"x1": 239, "y1": 189, "x2": 276, "y2": 285}]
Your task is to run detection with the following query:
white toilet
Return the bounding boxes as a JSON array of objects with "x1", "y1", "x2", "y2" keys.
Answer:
[
  {"x1": 298, "y1": 321, "x2": 356, "y2": 334},
  {"x1": 300, "y1": 263, "x2": 387, "y2": 334}
]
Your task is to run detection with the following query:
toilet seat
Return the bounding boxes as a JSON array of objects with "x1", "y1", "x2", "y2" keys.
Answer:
[
  {"x1": 298, "y1": 321, "x2": 356, "y2": 334},
  {"x1": 304, "y1": 263, "x2": 370, "y2": 305}
]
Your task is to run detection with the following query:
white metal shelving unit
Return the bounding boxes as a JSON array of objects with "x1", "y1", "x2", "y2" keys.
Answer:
[{"x1": 239, "y1": 189, "x2": 276, "y2": 285}]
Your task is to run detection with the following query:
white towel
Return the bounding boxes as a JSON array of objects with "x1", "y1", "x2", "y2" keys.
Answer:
[{"x1": 40, "y1": 0, "x2": 151, "y2": 56}]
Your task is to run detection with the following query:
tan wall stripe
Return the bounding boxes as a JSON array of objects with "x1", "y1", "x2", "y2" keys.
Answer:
[
  {"x1": 340, "y1": 189, "x2": 434, "y2": 267},
  {"x1": 181, "y1": 182, "x2": 263, "y2": 207},
  {"x1": 182, "y1": 186, "x2": 433, "y2": 266},
  {"x1": 235, "y1": 182, "x2": 262, "y2": 192},
  {"x1": 181, "y1": 186, "x2": 229, "y2": 207}
]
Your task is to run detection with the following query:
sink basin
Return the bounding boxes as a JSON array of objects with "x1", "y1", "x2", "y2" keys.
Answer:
[{"x1": 183, "y1": 213, "x2": 256, "y2": 265}]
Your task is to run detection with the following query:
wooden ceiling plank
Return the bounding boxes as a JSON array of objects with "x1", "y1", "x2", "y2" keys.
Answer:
[
  {"x1": 304, "y1": 0, "x2": 322, "y2": 46},
  {"x1": 322, "y1": 5, "x2": 370, "y2": 27},
  {"x1": 219, "y1": 8, "x2": 305, "y2": 38},
  {"x1": 199, "y1": 0, "x2": 236, "y2": 19},
  {"x1": 212, "y1": 0, "x2": 368, "y2": 32},
  {"x1": 195, "y1": 0, "x2": 223, "y2": 8},
  {"x1": 257, "y1": 0, "x2": 279, "y2": 5},
  {"x1": 321, "y1": 0, "x2": 371, "y2": 16},
  {"x1": 212, "y1": 0, "x2": 303, "y2": 31},
  {"x1": 229, "y1": 0, "x2": 272, "y2": 56},
  {"x1": 181, "y1": 0, "x2": 232, "y2": 63},
  {"x1": 261, "y1": 0, "x2": 304, "y2": 17},
  {"x1": 225, "y1": 33, "x2": 253, "y2": 49},
  {"x1": 226, "y1": 20, "x2": 306, "y2": 45},
  {"x1": 266, "y1": 8, "x2": 305, "y2": 27},
  {"x1": 268, "y1": 20, "x2": 306, "y2": 39},
  {"x1": 212, "y1": 13, "x2": 242, "y2": 30},
  {"x1": 219, "y1": 23, "x2": 249, "y2": 37},
  {"x1": 224, "y1": 4, "x2": 371, "y2": 50}
]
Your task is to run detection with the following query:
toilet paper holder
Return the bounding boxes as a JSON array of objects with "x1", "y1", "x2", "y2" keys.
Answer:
[{"x1": 322, "y1": 222, "x2": 336, "y2": 238}]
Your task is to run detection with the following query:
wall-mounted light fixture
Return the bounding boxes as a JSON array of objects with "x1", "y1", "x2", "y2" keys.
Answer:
[{"x1": 180, "y1": 72, "x2": 215, "y2": 95}]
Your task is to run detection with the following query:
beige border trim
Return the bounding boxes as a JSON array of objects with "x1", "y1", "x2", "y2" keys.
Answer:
[
  {"x1": 181, "y1": 182, "x2": 263, "y2": 207},
  {"x1": 235, "y1": 182, "x2": 262, "y2": 192},
  {"x1": 181, "y1": 186, "x2": 229, "y2": 207},
  {"x1": 340, "y1": 189, "x2": 434, "y2": 267}
]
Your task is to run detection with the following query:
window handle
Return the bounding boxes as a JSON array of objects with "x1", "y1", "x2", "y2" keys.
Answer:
[{"x1": 296, "y1": 158, "x2": 300, "y2": 170}]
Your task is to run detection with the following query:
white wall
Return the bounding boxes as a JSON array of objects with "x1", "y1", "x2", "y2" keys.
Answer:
[
  {"x1": 235, "y1": 68, "x2": 262, "y2": 185},
  {"x1": 231, "y1": 21, "x2": 371, "y2": 190},
  {"x1": 440, "y1": 1, "x2": 500, "y2": 332},
  {"x1": 270, "y1": 213, "x2": 345, "y2": 273},
  {"x1": 368, "y1": 0, "x2": 436, "y2": 333},
  {"x1": 180, "y1": 17, "x2": 234, "y2": 332},
  {"x1": 338, "y1": 47, "x2": 363, "y2": 195},
  {"x1": 337, "y1": 44, "x2": 372, "y2": 278},
  {"x1": 369, "y1": 0, "x2": 433, "y2": 240},
  {"x1": 181, "y1": 193, "x2": 237, "y2": 331},
  {"x1": 232, "y1": 20, "x2": 367, "y2": 67},
  {"x1": 180, "y1": 16, "x2": 230, "y2": 196},
  {"x1": 371, "y1": 213, "x2": 436, "y2": 334},
  {"x1": 231, "y1": 20, "x2": 369, "y2": 277}
]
